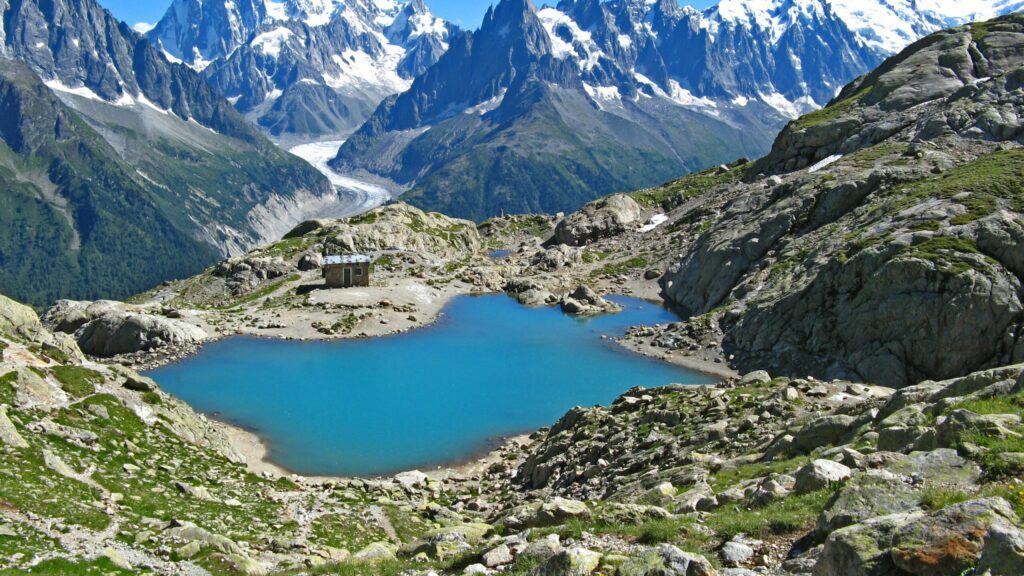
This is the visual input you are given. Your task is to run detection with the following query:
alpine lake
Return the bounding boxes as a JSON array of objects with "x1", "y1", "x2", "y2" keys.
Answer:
[{"x1": 146, "y1": 294, "x2": 715, "y2": 476}]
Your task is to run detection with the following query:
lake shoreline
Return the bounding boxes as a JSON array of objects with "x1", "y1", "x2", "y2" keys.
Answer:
[
  {"x1": 145, "y1": 291, "x2": 724, "y2": 482},
  {"x1": 212, "y1": 412, "x2": 536, "y2": 482}
]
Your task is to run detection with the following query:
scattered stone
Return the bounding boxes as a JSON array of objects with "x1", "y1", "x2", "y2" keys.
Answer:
[
  {"x1": 482, "y1": 544, "x2": 513, "y2": 567},
  {"x1": 395, "y1": 469, "x2": 429, "y2": 488},
  {"x1": 794, "y1": 459, "x2": 852, "y2": 494},
  {"x1": 533, "y1": 547, "x2": 602, "y2": 576},
  {"x1": 720, "y1": 540, "x2": 755, "y2": 566},
  {"x1": 739, "y1": 371, "x2": 771, "y2": 385}
]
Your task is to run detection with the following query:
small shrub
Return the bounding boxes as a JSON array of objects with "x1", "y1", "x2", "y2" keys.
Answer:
[{"x1": 919, "y1": 488, "x2": 971, "y2": 511}]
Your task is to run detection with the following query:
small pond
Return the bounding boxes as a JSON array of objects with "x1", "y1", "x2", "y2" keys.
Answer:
[{"x1": 146, "y1": 295, "x2": 714, "y2": 476}]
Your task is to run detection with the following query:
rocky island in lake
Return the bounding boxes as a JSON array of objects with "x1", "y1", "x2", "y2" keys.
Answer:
[{"x1": 1, "y1": 6, "x2": 1024, "y2": 576}]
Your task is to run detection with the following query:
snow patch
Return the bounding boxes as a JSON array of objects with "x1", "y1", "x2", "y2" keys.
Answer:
[
  {"x1": 326, "y1": 48, "x2": 411, "y2": 94},
  {"x1": 251, "y1": 27, "x2": 294, "y2": 58},
  {"x1": 808, "y1": 154, "x2": 843, "y2": 173},
  {"x1": 44, "y1": 79, "x2": 105, "y2": 102},
  {"x1": 759, "y1": 91, "x2": 817, "y2": 119},
  {"x1": 538, "y1": 7, "x2": 605, "y2": 71},
  {"x1": 639, "y1": 214, "x2": 669, "y2": 233}
]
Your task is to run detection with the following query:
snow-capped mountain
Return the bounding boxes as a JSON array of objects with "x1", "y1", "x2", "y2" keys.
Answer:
[
  {"x1": 148, "y1": 0, "x2": 455, "y2": 140},
  {"x1": 329, "y1": 0, "x2": 1024, "y2": 221},
  {"x1": 0, "y1": 0, "x2": 338, "y2": 306}
]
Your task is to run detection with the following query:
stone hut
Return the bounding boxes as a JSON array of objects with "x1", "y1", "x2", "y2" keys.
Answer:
[{"x1": 323, "y1": 255, "x2": 371, "y2": 288}]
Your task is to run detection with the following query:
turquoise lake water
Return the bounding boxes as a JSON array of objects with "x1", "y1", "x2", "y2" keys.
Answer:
[{"x1": 146, "y1": 295, "x2": 714, "y2": 476}]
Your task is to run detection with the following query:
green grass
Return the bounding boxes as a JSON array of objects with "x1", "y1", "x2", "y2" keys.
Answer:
[
  {"x1": 632, "y1": 161, "x2": 751, "y2": 208},
  {"x1": 309, "y1": 513, "x2": 389, "y2": 552},
  {"x1": 592, "y1": 256, "x2": 649, "y2": 277},
  {"x1": 0, "y1": 435, "x2": 112, "y2": 531},
  {"x1": 962, "y1": 431, "x2": 1024, "y2": 477},
  {"x1": 374, "y1": 254, "x2": 396, "y2": 269},
  {"x1": 888, "y1": 149, "x2": 1024, "y2": 224},
  {"x1": 0, "y1": 371, "x2": 16, "y2": 404},
  {"x1": 503, "y1": 215, "x2": 554, "y2": 238},
  {"x1": 50, "y1": 366, "x2": 103, "y2": 399},
  {"x1": 0, "y1": 557, "x2": 136, "y2": 575},
  {"x1": 348, "y1": 212, "x2": 378, "y2": 225},
  {"x1": 226, "y1": 274, "x2": 301, "y2": 308},
  {"x1": 260, "y1": 237, "x2": 310, "y2": 258},
  {"x1": 793, "y1": 86, "x2": 872, "y2": 130},
  {"x1": 532, "y1": 516, "x2": 709, "y2": 553},
  {"x1": 978, "y1": 482, "x2": 1024, "y2": 519},
  {"x1": 900, "y1": 236, "x2": 994, "y2": 276},
  {"x1": 710, "y1": 455, "x2": 812, "y2": 492},
  {"x1": 919, "y1": 487, "x2": 972, "y2": 511},
  {"x1": 947, "y1": 393, "x2": 1024, "y2": 417},
  {"x1": 273, "y1": 558, "x2": 412, "y2": 576},
  {"x1": 948, "y1": 392, "x2": 1024, "y2": 477},
  {"x1": 704, "y1": 487, "x2": 838, "y2": 540},
  {"x1": 970, "y1": 21, "x2": 993, "y2": 43}
]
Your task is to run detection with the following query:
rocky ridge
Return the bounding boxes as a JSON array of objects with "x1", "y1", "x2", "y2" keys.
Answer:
[{"x1": 652, "y1": 15, "x2": 1024, "y2": 387}]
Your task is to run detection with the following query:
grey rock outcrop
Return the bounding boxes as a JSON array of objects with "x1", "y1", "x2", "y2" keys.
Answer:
[
  {"x1": 553, "y1": 194, "x2": 643, "y2": 247},
  {"x1": 48, "y1": 302, "x2": 208, "y2": 357},
  {"x1": 659, "y1": 15, "x2": 1024, "y2": 386},
  {"x1": 559, "y1": 286, "x2": 622, "y2": 316}
]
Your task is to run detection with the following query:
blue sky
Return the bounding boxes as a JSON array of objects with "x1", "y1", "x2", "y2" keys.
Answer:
[{"x1": 101, "y1": 0, "x2": 719, "y2": 30}]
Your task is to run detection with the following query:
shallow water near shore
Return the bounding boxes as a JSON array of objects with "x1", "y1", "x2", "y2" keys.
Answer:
[{"x1": 146, "y1": 294, "x2": 714, "y2": 476}]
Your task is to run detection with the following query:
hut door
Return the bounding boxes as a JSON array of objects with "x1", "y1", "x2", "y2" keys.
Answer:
[{"x1": 343, "y1": 268, "x2": 352, "y2": 286}]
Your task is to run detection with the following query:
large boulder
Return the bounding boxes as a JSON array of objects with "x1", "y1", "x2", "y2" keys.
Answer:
[
  {"x1": 0, "y1": 294, "x2": 40, "y2": 336},
  {"x1": 890, "y1": 498, "x2": 1020, "y2": 576},
  {"x1": 793, "y1": 459, "x2": 852, "y2": 494},
  {"x1": 503, "y1": 498, "x2": 592, "y2": 530},
  {"x1": 0, "y1": 405, "x2": 28, "y2": 449},
  {"x1": 0, "y1": 295, "x2": 83, "y2": 361},
  {"x1": 814, "y1": 511, "x2": 923, "y2": 576},
  {"x1": 817, "y1": 470, "x2": 920, "y2": 535},
  {"x1": 977, "y1": 521, "x2": 1024, "y2": 575},
  {"x1": 790, "y1": 415, "x2": 860, "y2": 453},
  {"x1": 559, "y1": 286, "x2": 622, "y2": 316},
  {"x1": 74, "y1": 312, "x2": 207, "y2": 357},
  {"x1": 553, "y1": 194, "x2": 643, "y2": 246},
  {"x1": 45, "y1": 299, "x2": 207, "y2": 357}
]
